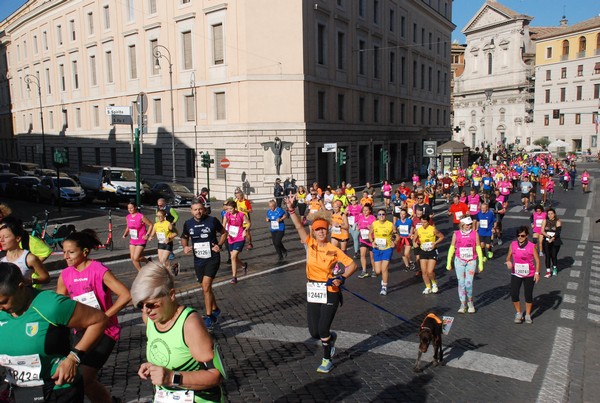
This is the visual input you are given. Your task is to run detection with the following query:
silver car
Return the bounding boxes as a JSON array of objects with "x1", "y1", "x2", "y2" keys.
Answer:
[{"x1": 36, "y1": 176, "x2": 86, "y2": 205}]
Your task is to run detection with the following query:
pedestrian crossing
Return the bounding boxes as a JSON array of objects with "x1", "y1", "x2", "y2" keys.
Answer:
[{"x1": 588, "y1": 245, "x2": 600, "y2": 324}]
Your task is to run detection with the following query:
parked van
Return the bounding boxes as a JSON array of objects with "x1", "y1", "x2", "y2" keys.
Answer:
[
  {"x1": 78, "y1": 165, "x2": 140, "y2": 202},
  {"x1": 9, "y1": 161, "x2": 39, "y2": 176}
]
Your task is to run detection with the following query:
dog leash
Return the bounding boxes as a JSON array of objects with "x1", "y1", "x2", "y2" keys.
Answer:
[{"x1": 340, "y1": 285, "x2": 413, "y2": 325}]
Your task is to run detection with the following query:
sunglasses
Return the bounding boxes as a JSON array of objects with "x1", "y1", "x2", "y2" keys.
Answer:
[
  {"x1": 377, "y1": 213, "x2": 386, "y2": 216},
  {"x1": 137, "y1": 300, "x2": 162, "y2": 310},
  {"x1": 517, "y1": 234, "x2": 527, "y2": 238}
]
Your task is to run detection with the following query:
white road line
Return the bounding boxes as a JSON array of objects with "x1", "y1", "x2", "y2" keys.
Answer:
[
  {"x1": 570, "y1": 270, "x2": 581, "y2": 278},
  {"x1": 590, "y1": 280, "x2": 600, "y2": 287},
  {"x1": 223, "y1": 322, "x2": 538, "y2": 382},
  {"x1": 591, "y1": 266, "x2": 600, "y2": 272},
  {"x1": 594, "y1": 245, "x2": 600, "y2": 250},
  {"x1": 575, "y1": 251, "x2": 585, "y2": 256},
  {"x1": 560, "y1": 309, "x2": 575, "y2": 320},
  {"x1": 589, "y1": 295, "x2": 600, "y2": 303},
  {"x1": 572, "y1": 260, "x2": 582, "y2": 267},
  {"x1": 567, "y1": 282, "x2": 579, "y2": 290},
  {"x1": 588, "y1": 303, "x2": 600, "y2": 313},
  {"x1": 590, "y1": 272, "x2": 600, "y2": 280},
  {"x1": 588, "y1": 313, "x2": 600, "y2": 323},
  {"x1": 575, "y1": 209, "x2": 587, "y2": 217},
  {"x1": 536, "y1": 327, "x2": 573, "y2": 403},
  {"x1": 577, "y1": 244, "x2": 586, "y2": 250},
  {"x1": 563, "y1": 294, "x2": 577, "y2": 304},
  {"x1": 555, "y1": 208, "x2": 567, "y2": 216}
]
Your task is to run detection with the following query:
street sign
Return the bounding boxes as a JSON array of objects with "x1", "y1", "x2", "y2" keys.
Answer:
[
  {"x1": 111, "y1": 115, "x2": 133, "y2": 125},
  {"x1": 105, "y1": 106, "x2": 131, "y2": 116},
  {"x1": 220, "y1": 158, "x2": 230, "y2": 169},
  {"x1": 136, "y1": 92, "x2": 148, "y2": 114},
  {"x1": 322, "y1": 143, "x2": 337, "y2": 153},
  {"x1": 423, "y1": 141, "x2": 437, "y2": 158}
]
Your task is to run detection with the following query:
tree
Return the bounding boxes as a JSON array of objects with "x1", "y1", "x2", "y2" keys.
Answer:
[{"x1": 533, "y1": 138, "x2": 550, "y2": 149}]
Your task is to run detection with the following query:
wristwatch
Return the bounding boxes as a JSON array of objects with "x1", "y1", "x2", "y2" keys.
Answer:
[{"x1": 172, "y1": 371, "x2": 183, "y2": 386}]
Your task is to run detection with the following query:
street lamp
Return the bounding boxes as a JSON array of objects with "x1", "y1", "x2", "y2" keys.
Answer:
[
  {"x1": 153, "y1": 45, "x2": 176, "y2": 183},
  {"x1": 190, "y1": 72, "x2": 198, "y2": 194},
  {"x1": 24, "y1": 74, "x2": 46, "y2": 168}
]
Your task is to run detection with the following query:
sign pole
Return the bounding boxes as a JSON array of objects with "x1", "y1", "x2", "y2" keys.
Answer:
[
  {"x1": 134, "y1": 129, "x2": 141, "y2": 207},
  {"x1": 224, "y1": 169, "x2": 227, "y2": 200}
]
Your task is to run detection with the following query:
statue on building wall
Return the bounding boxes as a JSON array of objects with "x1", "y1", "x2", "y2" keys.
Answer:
[{"x1": 260, "y1": 137, "x2": 293, "y2": 176}]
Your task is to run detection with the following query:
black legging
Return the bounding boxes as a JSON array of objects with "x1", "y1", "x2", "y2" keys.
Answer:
[
  {"x1": 307, "y1": 291, "x2": 340, "y2": 340},
  {"x1": 511, "y1": 275, "x2": 535, "y2": 303},
  {"x1": 542, "y1": 241, "x2": 561, "y2": 268},
  {"x1": 270, "y1": 231, "x2": 287, "y2": 258}
]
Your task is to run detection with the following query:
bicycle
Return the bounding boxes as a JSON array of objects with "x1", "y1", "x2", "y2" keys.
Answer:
[{"x1": 30, "y1": 210, "x2": 76, "y2": 250}]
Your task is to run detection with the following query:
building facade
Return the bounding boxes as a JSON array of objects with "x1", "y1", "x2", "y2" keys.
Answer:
[
  {"x1": 532, "y1": 17, "x2": 600, "y2": 153},
  {"x1": 452, "y1": 0, "x2": 535, "y2": 151},
  {"x1": 1, "y1": 0, "x2": 453, "y2": 199}
]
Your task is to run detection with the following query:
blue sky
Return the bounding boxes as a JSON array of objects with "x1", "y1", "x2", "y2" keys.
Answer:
[{"x1": 1, "y1": 0, "x2": 599, "y2": 42}]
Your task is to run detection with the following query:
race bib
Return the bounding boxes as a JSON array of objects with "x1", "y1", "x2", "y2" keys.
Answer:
[
  {"x1": 306, "y1": 282, "x2": 327, "y2": 304},
  {"x1": 310, "y1": 209, "x2": 319, "y2": 214},
  {"x1": 454, "y1": 211, "x2": 463, "y2": 220},
  {"x1": 479, "y1": 220, "x2": 488, "y2": 229},
  {"x1": 375, "y1": 238, "x2": 387, "y2": 248},
  {"x1": 535, "y1": 219, "x2": 543, "y2": 227},
  {"x1": 157, "y1": 232, "x2": 167, "y2": 243},
  {"x1": 228, "y1": 225, "x2": 240, "y2": 238},
  {"x1": 73, "y1": 290, "x2": 101, "y2": 310},
  {"x1": 546, "y1": 231, "x2": 556, "y2": 238},
  {"x1": 501, "y1": 187, "x2": 508, "y2": 193},
  {"x1": 443, "y1": 183, "x2": 449, "y2": 189},
  {"x1": 514, "y1": 263, "x2": 530, "y2": 277},
  {"x1": 394, "y1": 206, "x2": 401, "y2": 214},
  {"x1": 331, "y1": 226, "x2": 342, "y2": 235},
  {"x1": 421, "y1": 242, "x2": 434, "y2": 251},
  {"x1": 325, "y1": 202, "x2": 333, "y2": 210},
  {"x1": 193, "y1": 242, "x2": 211, "y2": 259},
  {"x1": 459, "y1": 247, "x2": 473, "y2": 260},
  {"x1": 347, "y1": 216, "x2": 355, "y2": 226},
  {"x1": 130, "y1": 229, "x2": 138, "y2": 240},
  {"x1": 270, "y1": 220, "x2": 280, "y2": 230},
  {"x1": 360, "y1": 229, "x2": 370, "y2": 240},
  {"x1": 540, "y1": 189, "x2": 545, "y2": 194},
  {"x1": 0, "y1": 354, "x2": 44, "y2": 387},
  {"x1": 469, "y1": 204, "x2": 478, "y2": 212},
  {"x1": 564, "y1": 176, "x2": 569, "y2": 181},
  {"x1": 408, "y1": 208, "x2": 414, "y2": 216},
  {"x1": 384, "y1": 191, "x2": 391, "y2": 197},
  {"x1": 154, "y1": 389, "x2": 194, "y2": 403},
  {"x1": 297, "y1": 199, "x2": 305, "y2": 204},
  {"x1": 398, "y1": 225, "x2": 409, "y2": 236}
]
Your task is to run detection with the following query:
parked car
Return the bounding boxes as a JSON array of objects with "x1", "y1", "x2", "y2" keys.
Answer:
[
  {"x1": 35, "y1": 175, "x2": 86, "y2": 204},
  {"x1": 34, "y1": 168, "x2": 58, "y2": 177},
  {"x1": 78, "y1": 165, "x2": 139, "y2": 202},
  {"x1": 148, "y1": 182, "x2": 195, "y2": 206},
  {"x1": 9, "y1": 162, "x2": 39, "y2": 176},
  {"x1": 5, "y1": 176, "x2": 41, "y2": 201},
  {"x1": 0, "y1": 173, "x2": 17, "y2": 196}
]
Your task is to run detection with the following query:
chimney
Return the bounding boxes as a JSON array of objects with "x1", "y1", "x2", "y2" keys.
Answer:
[{"x1": 559, "y1": 15, "x2": 568, "y2": 26}]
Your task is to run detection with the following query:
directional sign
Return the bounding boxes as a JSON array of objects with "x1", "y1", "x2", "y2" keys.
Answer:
[
  {"x1": 423, "y1": 141, "x2": 437, "y2": 158},
  {"x1": 111, "y1": 115, "x2": 133, "y2": 125},
  {"x1": 322, "y1": 143, "x2": 337, "y2": 153},
  {"x1": 106, "y1": 106, "x2": 131, "y2": 116},
  {"x1": 220, "y1": 158, "x2": 230, "y2": 169}
]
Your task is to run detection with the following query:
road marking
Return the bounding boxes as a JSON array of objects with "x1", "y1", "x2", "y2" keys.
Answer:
[
  {"x1": 590, "y1": 272, "x2": 600, "y2": 280},
  {"x1": 590, "y1": 280, "x2": 600, "y2": 287},
  {"x1": 536, "y1": 327, "x2": 573, "y2": 403},
  {"x1": 570, "y1": 270, "x2": 581, "y2": 278},
  {"x1": 591, "y1": 266, "x2": 600, "y2": 272},
  {"x1": 577, "y1": 244, "x2": 586, "y2": 250},
  {"x1": 594, "y1": 245, "x2": 600, "y2": 250},
  {"x1": 555, "y1": 208, "x2": 566, "y2": 216},
  {"x1": 560, "y1": 309, "x2": 575, "y2": 320},
  {"x1": 221, "y1": 322, "x2": 538, "y2": 382},
  {"x1": 563, "y1": 294, "x2": 576, "y2": 304},
  {"x1": 575, "y1": 251, "x2": 584, "y2": 256},
  {"x1": 566, "y1": 282, "x2": 579, "y2": 290},
  {"x1": 589, "y1": 295, "x2": 600, "y2": 303},
  {"x1": 588, "y1": 303, "x2": 600, "y2": 313},
  {"x1": 588, "y1": 313, "x2": 600, "y2": 323},
  {"x1": 572, "y1": 260, "x2": 582, "y2": 267},
  {"x1": 575, "y1": 209, "x2": 587, "y2": 217}
]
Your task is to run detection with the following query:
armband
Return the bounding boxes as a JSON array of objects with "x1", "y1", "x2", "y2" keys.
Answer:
[
  {"x1": 202, "y1": 361, "x2": 216, "y2": 370},
  {"x1": 325, "y1": 276, "x2": 345, "y2": 286}
]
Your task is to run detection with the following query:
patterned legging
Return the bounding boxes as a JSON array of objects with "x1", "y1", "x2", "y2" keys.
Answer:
[{"x1": 454, "y1": 257, "x2": 477, "y2": 303}]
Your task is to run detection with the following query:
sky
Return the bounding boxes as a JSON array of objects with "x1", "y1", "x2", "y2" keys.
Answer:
[{"x1": 1, "y1": 0, "x2": 599, "y2": 41}]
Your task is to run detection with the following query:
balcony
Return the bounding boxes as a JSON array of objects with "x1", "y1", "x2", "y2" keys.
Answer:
[
  {"x1": 577, "y1": 51, "x2": 586, "y2": 58},
  {"x1": 596, "y1": 48, "x2": 600, "y2": 56},
  {"x1": 560, "y1": 54, "x2": 569, "y2": 61}
]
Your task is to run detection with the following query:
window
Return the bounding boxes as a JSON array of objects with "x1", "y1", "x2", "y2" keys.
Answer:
[
  {"x1": 127, "y1": 0, "x2": 135, "y2": 22},
  {"x1": 185, "y1": 95, "x2": 195, "y2": 122},
  {"x1": 559, "y1": 114, "x2": 565, "y2": 125},
  {"x1": 596, "y1": 63, "x2": 600, "y2": 74},
  {"x1": 88, "y1": 13, "x2": 94, "y2": 35},
  {"x1": 389, "y1": 9, "x2": 394, "y2": 32},
  {"x1": 444, "y1": 72, "x2": 448, "y2": 95},
  {"x1": 413, "y1": 23, "x2": 417, "y2": 43},
  {"x1": 579, "y1": 36, "x2": 586, "y2": 53},
  {"x1": 358, "y1": 0, "x2": 365, "y2": 17},
  {"x1": 400, "y1": 103, "x2": 405, "y2": 124},
  {"x1": 182, "y1": 0, "x2": 191, "y2": 3},
  {"x1": 358, "y1": 97, "x2": 365, "y2": 122},
  {"x1": 153, "y1": 98, "x2": 162, "y2": 123},
  {"x1": 358, "y1": 40, "x2": 365, "y2": 75},
  {"x1": 401, "y1": 56, "x2": 405, "y2": 85},
  {"x1": 150, "y1": 39, "x2": 159, "y2": 74},
  {"x1": 149, "y1": 0, "x2": 157, "y2": 14},
  {"x1": 421, "y1": 106, "x2": 425, "y2": 124},
  {"x1": 389, "y1": 51, "x2": 395, "y2": 82},
  {"x1": 373, "y1": 99, "x2": 379, "y2": 123},
  {"x1": 575, "y1": 113, "x2": 581, "y2": 124},
  {"x1": 562, "y1": 40, "x2": 569, "y2": 57},
  {"x1": 45, "y1": 68, "x2": 51, "y2": 94},
  {"x1": 576, "y1": 86, "x2": 582, "y2": 100},
  {"x1": 336, "y1": 32, "x2": 345, "y2": 70},
  {"x1": 595, "y1": 83, "x2": 600, "y2": 99},
  {"x1": 215, "y1": 92, "x2": 226, "y2": 120},
  {"x1": 337, "y1": 93, "x2": 344, "y2": 121},
  {"x1": 317, "y1": 24, "x2": 326, "y2": 65},
  {"x1": 421, "y1": 28, "x2": 425, "y2": 46},
  {"x1": 560, "y1": 87, "x2": 566, "y2": 102},
  {"x1": 88, "y1": 55, "x2": 97, "y2": 86},
  {"x1": 428, "y1": 66, "x2": 432, "y2": 91},
  {"x1": 561, "y1": 67, "x2": 567, "y2": 78},
  {"x1": 577, "y1": 65, "x2": 583, "y2": 76},
  {"x1": 154, "y1": 148, "x2": 163, "y2": 175},
  {"x1": 59, "y1": 64, "x2": 65, "y2": 91},
  {"x1": 33, "y1": 36, "x2": 38, "y2": 54},
  {"x1": 420, "y1": 63, "x2": 425, "y2": 89},
  {"x1": 400, "y1": 16, "x2": 405, "y2": 37},
  {"x1": 103, "y1": 5, "x2": 110, "y2": 29},
  {"x1": 373, "y1": 45, "x2": 380, "y2": 78},
  {"x1": 49, "y1": 110, "x2": 54, "y2": 129},
  {"x1": 23, "y1": 41, "x2": 27, "y2": 58},
  {"x1": 412, "y1": 105, "x2": 417, "y2": 124},
  {"x1": 437, "y1": 70, "x2": 441, "y2": 93},
  {"x1": 317, "y1": 91, "x2": 325, "y2": 120},
  {"x1": 212, "y1": 24, "x2": 224, "y2": 65},
  {"x1": 389, "y1": 102, "x2": 395, "y2": 124},
  {"x1": 546, "y1": 69, "x2": 551, "y2": 81},
  {"x1": 428, "y1": 32, "x2": 432, "y2": 50},
  {"x1": 95, "y1": 148, "x2": 101, "y2": 164},
  {"x1": 182, "y1": 31, "x2": 193, "y2": 70},
  {"x1": 128, "y1": 45, "x2": 137, "y2": 79},
  {"x1": 412, "y1": 61, "x2": 417, "y2": 87},
  {"x1": 544, "y1": 115, "x2": 549, "y2": 126},
  {"x1": 75, "y1": 107, "x2": 81, "y2": 128},
  {"x1": 373, "y1": 0, "x2": 379, "y2": 24},
  {"x1": 185, "y1": 149, "x2": 195, "y2": 178},
  {"x1": 487, "y1": 53, "x2": 493, "y2": 75},
  {"x1": 72, "y1": 60, "x2": 78, "y2": 89},
  {"x1": 428, "y1": 107, "x2": 432, "y2": 125},
  {"x1": 70, "y1": 20, "x2": 76, "y2": 41},
  {"x1": 57, "y1": 25, "x2": 63, "y2": 45},
  {"x1": 546, "y1": 47, "x2": 552, "y2": 58},
  {"x1": 42, "y1": 31, "x2": 48, "y2": 50},
  {"x1": 105, "y1": 51, "x2": 113, "y2": 83},
  {"x1": 93, "y1": 105, "x2": 99, "y2": 126}
]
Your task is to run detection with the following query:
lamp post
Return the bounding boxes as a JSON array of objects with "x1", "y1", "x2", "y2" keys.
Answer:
[
  {"x1": 24, "y1": 74, "x2": 46, "y2": 168},
  {"x1": 153, "y1": 45, "x2": 176, "y2": 183},
  {"x1": 190, "y1": 72, "x2": 198, "y2": 194}
]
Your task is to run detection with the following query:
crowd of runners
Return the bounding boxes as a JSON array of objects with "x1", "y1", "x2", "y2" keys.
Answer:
[{"x1": 0, "y1": 150, "x2": 593, "y2": 401}]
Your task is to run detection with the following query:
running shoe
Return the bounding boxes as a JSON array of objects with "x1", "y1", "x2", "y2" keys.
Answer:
[
  {"x1": 457, "y1": 304, "x2": 466, "y2": 314},
  {"x1": 203, "y1": 315, "x2": 215, "y2": 330},
  {"x1": 370, "y1": 271, "x2": 377, "y2": 278},
  {"x1": 497, "y1": 238, "x2": 503, "y2": 245},
  {"x1": 514, "y1": 312, "x2": 523, "y2": 324},
  {"x1": 487, "y1": 251, "x2": 493, "y2": 259},
  {"x1": 415, "y1": 270, "x2": 422, "y2": 277},
  {"x1": 329, "y1": 332, "x2": 337, "y2": 358},
  {"x1": 243, "y1": 262, "x2": 248, "y2": 275},
  {"x1": 544, "y1": 270, "x2": 551, "y2": 278},
  {"x1": 524, "y1": 314, "x2": 533, "y2": 324},
  {"x1": 409, "y1": 261, "x2": 416, "y2": 271},
  {"x1": 230, "y1": 277, "x2": 238, "y2": 284},
  {"x1": 467, "y1": 302, "x2": 476, "y2": 313},
  {"x1": 358, "y1": 271, "x2": 369, "y2": 279},
  {"x1": 317, "y1": 358, "x2": 333, "y2": 373},
  {"x1": 171, "y1": 263, "x2": 180, "y2": 276},
  {"x1": 380, "y1": 286, "x2": 387, "y2": 296},
  {"x1": 431, "y1": 284, "x2": 439, "y2": 294},
  {"x1": 212, "y1": 308, "x2": 221, "y2": 319},
  {"x1": 552, "y1": 266, "x2": 558, "y2": 276},
  {"x1": 422, "y1": 287, "x2": 432, "y2": 295},
  {"x1": 246, "y1": 243, "x2": 253, "y2": 250}
]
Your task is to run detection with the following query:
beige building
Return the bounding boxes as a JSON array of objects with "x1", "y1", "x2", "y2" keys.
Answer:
[{"x1": 1, "y1": 0, "x2": 454, "y2": 199}]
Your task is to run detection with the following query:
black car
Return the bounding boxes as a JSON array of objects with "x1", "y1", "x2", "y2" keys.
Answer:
[
  {"x1": 149, "y1": 182, "x2": 195, "y2": 206},
  {"x1": 6, "y1": 176, "x2": 41, "y2": 201},
  {"x1": 0, "y1": 173, "x2": 17, "y2": 196}
]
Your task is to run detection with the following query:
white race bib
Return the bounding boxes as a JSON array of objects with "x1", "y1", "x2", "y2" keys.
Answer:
[
  {"x1": 307, "y1": 282, "x2": 327, "y2": 304},
  {"x1": 347, "y1": 216, "x2": 355, "y2": 226},
  {"x1": 454, "y1": 211, "x2": 463, "y2": 220},
  {"x1": 546, "y1": 231, "x2": 556, "y2": 238},
  {"x1": 325, "y1": 202, "x2": 332, "y2": 210},
  {"x1": 154, "y1": 389, "x2": 194, "y2": 403},
  {"x1": 394, "y1": 206, "x2": 401, "y2": 213},
  {"x1": 469, "y1": 204, "x2": 478, "y2": 212},
  {"x1": 421, "y1": 242, "x2": 434, "y2": 251},
  {"x1": 479, "y1": 220, "x2": 488, "y2": 229},
  {"x1": 501, "y1": 187, "x2": 508, "y2": 193},
  {"x1": 514, "y1": 263, "x2": 530, "y2": 277},
  {"x1": 398, "y1": 225, "x2": 409, "y2": 236},
  {"x1": 157, "y1": 232, "x2": 167, "y2": 243},
  {"x1": 193, "y1": 242, "x2": 211, "y2": 259},
  {"x1": 408, "y1": 208, "x2": 414, "y2": 216},
  {"x1": 331, "y1": 226, "x2": 342, "y2": 235},
  {"x1": 130, "y1": 229, "x2": 138, "y2": 240},
  {"x1": 297, "y1": 199, "x2": 305, "y2": 204},
  {"x1": 228, "y1": 225, "x2": 240, "y2": 238},
  {"x1": 375, "y1": 238, "x2": 387, "y2": 248},
  {"x1": 459, "y1": 247, "x2": 473, "y2": 260},
  {"x1": 0, "y1": 354, "x2": 43, "y2": 387},
  {"x1": 360, "y1": 229, "x2": 370, "y2": 240},
  {"x1": 540, "y1": 189, "x2": 545, "y2": 194},
  {"x1": 270, "y1": 220, "x2": 280, "y2": 230},
  {"x1": 535, "y1": 219, "x2": 543, "y2": 227},
  {"x1": 73, "y1": 290, "x2": 101, "y2": 310},
  {"x1": 384, "y1": 191, "x2": 391, "y2": 197}
]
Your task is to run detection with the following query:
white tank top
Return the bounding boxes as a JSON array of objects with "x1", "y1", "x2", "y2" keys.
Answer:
[{"x1": 1, "y1": 249, "x2": 31, "y2": 276}]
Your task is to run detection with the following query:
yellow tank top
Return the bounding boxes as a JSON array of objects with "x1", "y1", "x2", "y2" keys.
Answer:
[
  {"x1": 372, "y1": 220, "x2": 394, "y2": 250},
  {"x1": 417, "y1": 225, "x2": 436, "y2": 245},
  {"x1": 154, "y1": 220, "x2": 173, "y2": 243}
]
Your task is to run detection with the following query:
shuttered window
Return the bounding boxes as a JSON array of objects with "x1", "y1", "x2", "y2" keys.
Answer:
[
  {"x1": 182, "y1": 31, "x2": 193, "y2": 70},
  {"x1": 212, "y1": 24, "x2": 224, "y2": 65},
  {"x1": 215, "y1": 92, "x2": 226, "y2": 120},
  {"x1": 128, "y1": 45, "x2": 137, "y2": 79}
]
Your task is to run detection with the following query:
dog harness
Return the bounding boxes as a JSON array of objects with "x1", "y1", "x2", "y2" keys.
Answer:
[{"x1": 420, "y1": 313, "x2": 442, "y2": 330}]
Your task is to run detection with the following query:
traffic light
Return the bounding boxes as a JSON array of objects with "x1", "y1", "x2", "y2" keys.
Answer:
[
  {"x1": 201, "y1": 152, "x2": 214, "y2": 168},
  {"x1": 553, "y1": 109, "x2": 560, "y2": 119},
  {"x1": 338, "y1": 148, "x2": 347, "y2": 166},
  {"x1": 382, "y1": 149, "x2": 390, "y2": 164}
]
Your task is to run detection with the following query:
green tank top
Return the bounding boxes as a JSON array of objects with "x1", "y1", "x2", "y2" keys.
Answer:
[{"x1": 146, "y1": 307, "x2": 223, "y2": 403}]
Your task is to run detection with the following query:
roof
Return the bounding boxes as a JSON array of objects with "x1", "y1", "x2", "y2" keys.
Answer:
[
  {"x1": 533, "y1": 16, "x2": 600, "y2": 40},
  {"x1": 438, "y1": 140, "x2": 470, "y2": 152},
  {"x1": 485, "y1": 0, "x2": 533, "y2": 21},
  {"x1": 463, "y1": 0, "x2": 533, "y2": 35}
]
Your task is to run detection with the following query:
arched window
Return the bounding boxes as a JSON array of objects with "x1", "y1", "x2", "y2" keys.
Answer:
[
  {"x1": 562, "y1": 40, "x2": 570, "y2": 56},
  {"x1": 597, "y1": 33, "x2": 600, "y2": 50},
  {"x1": 579, "y1": 36, "x2": 587, "y2": 52},
  {"x1": 488, "y1": 53, "x2": 493, "y2": 75}
]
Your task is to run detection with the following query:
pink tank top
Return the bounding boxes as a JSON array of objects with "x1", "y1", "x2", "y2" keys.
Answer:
[
  {"x1": 357, "y1": 214, "x2": 375, "y2": 246},
  {"x1": 467, "y1": 194, "x2": 480, "y2": 215},
  {"x1": 511, "y1": 241, "x2": 536, "y2": 278},
  {"x1": 532, "y1": 212, "x2": 546, "y2": 234},
  {"x1": 127, "y1": 212, "x2": 147, "y2": 246},
  {"x1": 60, "y1": 260, "x2": 120, "y2": 340},
  {"x1": 582, "y1": 173, "x2": 589, "y2": 184},
  {"x1": 499, "y1": 181, "x2": 511, "y2": 195},
  {"x1": 226, "y1": 211, "x2": 246, "y2": 244},
  {"x1": 454, "y1": 230, "x2": 477, "y2": 261}
]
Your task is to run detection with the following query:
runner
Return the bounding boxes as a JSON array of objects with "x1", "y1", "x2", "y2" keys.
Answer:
[
  {"x1": 448, "y1": 193, "x2": 468, "y2": 230},
  {"x1": 446, "y1": 217, "x2": 484, "y2": 313},
  {"x1": 346, "y1": 196, "x2": 362, "y2": 258},
  {"x1": 123, "y1": 202, "x2": 153, "y2": 271},
  {"x1": 391, "y1": 189, "x2": 406, "y2": 225},
  {"x1": 441, "y1": 173, "x2": 453, "y2": 203},
  {"x1": 467, "y1": 188, "x2": 481, "y2": 218},
  {"x1": 413, "y1": 214, "x2": 444, "y2": 294},
  {"x1": 223, "y1": 200, "x2": 250, "y2": 284},
  {"x1": 155, "y1": 198, "x2": 180, "y2": 229},
  {"x1": 505, "y1": 226, "x2": 541, "y2": 324},
  {"x1": 296, "y1": 186, "x2": 308, "y2": 217},
  {"x1": 381, "y1": 180, "x2": 393, "y2": 210},
  {"x1": 530, "y1": 205, "x2": 546, "y2": 257},
  {"x1": 540, "y1": 208, "x2": 562, "y2": 278},
  {"x1": 492, "y1": 189, "x2": 507, "y2": 245},
  {"x1": 519, "y1": 176, "x2": 534, "y2": 211},
  {"x1": 181, "y1": 201, "x2": 227, "y2": 330},
  {"x1": 147, "y1": 209, "x2": 179, "y2": 275},
  {"x1": 370, "y1": 208, "x2": 396, "y2": 296},
  {"x1": 57, "y1": 230, "x2": 131, "y2": 403},
  {"x1": 322, "y1": 187, "x2": 334, "y2": 211},
  {"x1": 266, "y1": 199, "x2": 288, "y2": 263},
  {"x1": 330, "y1": 200, "x2": 349, "y2": 253},
  {"x1": 284, "y1": 195, "x2": 358, "y2": 373},
  {"x1": 394, "y1": 209, "x2": 415, "y2": 270},
  {"x1": 234, "y1": 189, "x2": 254, "y2": 250},
  {"x1": 357, "y1": 204, "x2": 376, "y2": 279},
  {"x1": 581, "y1": 169, "x2": 590, "y2": 193},
  {"x1": 475, "y1": 202, "x2": 496, "y2": 260},
  {"x1": 195, "y1": 187, "x2": 212, "y2": 215}
]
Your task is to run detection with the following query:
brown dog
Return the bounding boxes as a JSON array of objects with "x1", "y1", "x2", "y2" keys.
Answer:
[{"x1": 414, "y1": 313, "x2": 443, "y2": 372}]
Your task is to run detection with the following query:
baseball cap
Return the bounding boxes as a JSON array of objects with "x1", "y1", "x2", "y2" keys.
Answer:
[{"x1": 460, "y1": 216, "x2": 473, "y2": 225}]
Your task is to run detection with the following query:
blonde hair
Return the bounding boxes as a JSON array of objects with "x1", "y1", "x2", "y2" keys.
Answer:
[
  {"x1": 0, "y1": 204, "x2": 12, "y2": 217},
  {"x1": 307, "y1": 210, "x2": 332, "y2": 225},
  {"x1": 130, "y1": 262, "x2": 175, "y2": 306}
]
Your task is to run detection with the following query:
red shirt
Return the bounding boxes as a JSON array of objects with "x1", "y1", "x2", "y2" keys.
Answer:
[{"x1": 449, "y1": 202, "x2": 469, "y2": 224}]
